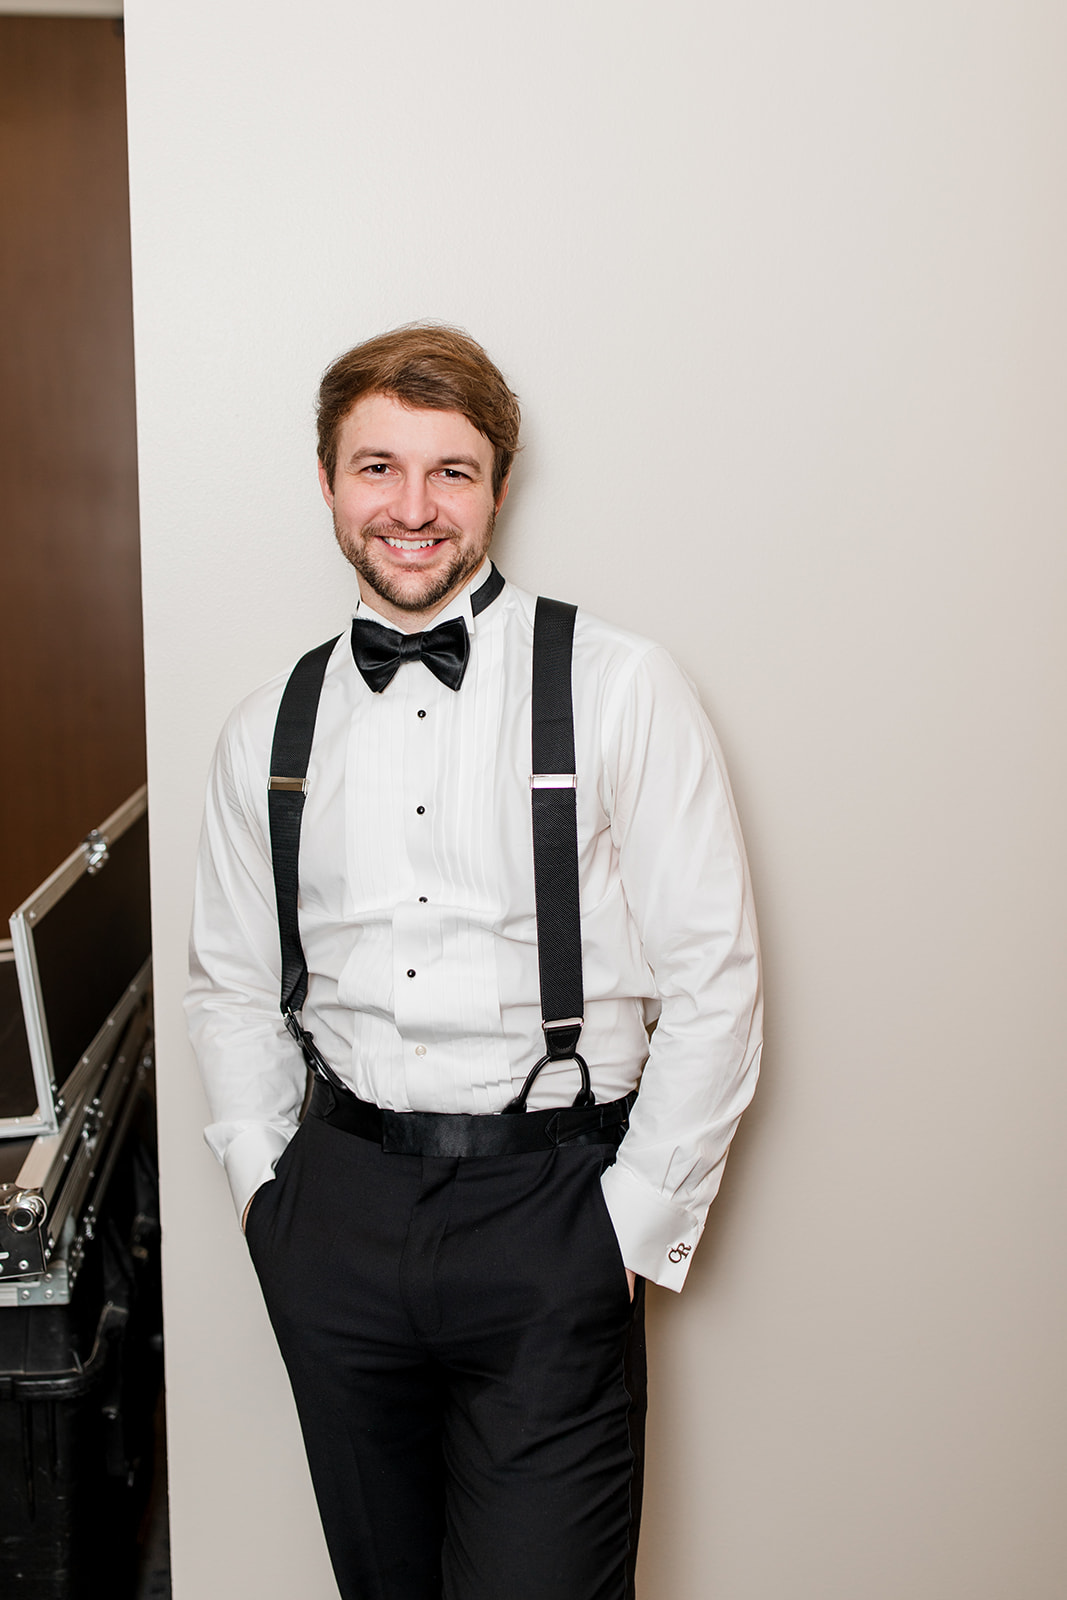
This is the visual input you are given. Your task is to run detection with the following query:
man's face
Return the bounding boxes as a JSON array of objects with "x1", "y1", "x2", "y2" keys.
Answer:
[{"x1": 319, "y1": 393, "x2": 508, "y2": 629}]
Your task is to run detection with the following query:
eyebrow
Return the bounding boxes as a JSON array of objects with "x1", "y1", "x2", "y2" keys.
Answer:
[{"x1": 345, "y1": 448, "x2": 484, "y2": 473}]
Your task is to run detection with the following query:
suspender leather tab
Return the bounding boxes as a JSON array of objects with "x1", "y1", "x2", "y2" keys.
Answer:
[{"x1": 542, "y1": 1018, "x2": 583, "y2": 1059}]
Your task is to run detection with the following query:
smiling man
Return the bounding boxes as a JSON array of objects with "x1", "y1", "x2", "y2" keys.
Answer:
[
  {"x1": 322, "y1": 391, "x2": 506, "y2": 625},
  {"x1": 186, "y1": 324, "x2": 762, "y2": 1600}
]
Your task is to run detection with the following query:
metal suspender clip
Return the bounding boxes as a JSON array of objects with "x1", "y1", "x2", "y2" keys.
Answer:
[
  {"x1": 283, "y1": 1008, "x2": 348, "y2": 1095},
  {"x1": 542, "y1": 1015, "x2": 583, "y2": 1042},
  {"x1": 269, "y1": 776, "x2": 308, "y2": 793},
  {"x1": 530, "y1": 774, "x2": 577, "y2": 788},
  {"x1": 541, "y1": 1015, "x2": 585, "y2": 1064}
]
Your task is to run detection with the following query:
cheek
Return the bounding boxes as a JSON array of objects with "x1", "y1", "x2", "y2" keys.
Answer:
[
  {"x1": 334, "y1": 486, "x2": 380, "y2": 526},
  {"x1": 458, "y1": 492, "x2": 497, "y2": 533}
]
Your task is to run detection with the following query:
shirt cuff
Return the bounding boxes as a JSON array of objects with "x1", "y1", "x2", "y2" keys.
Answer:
[
  {"x1": 600, "y1": 1162, "x2": 703, "y2": 1291},
  {"x1": 217, "y1": 1124, "x2": 295, "y2": 1224}
]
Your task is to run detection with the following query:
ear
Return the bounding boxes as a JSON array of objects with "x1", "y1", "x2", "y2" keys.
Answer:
[
  {"x1": 494, "y1": 473, "x2": 511, "y2": 514},
  {"x1": 317, "y1": 458, "x2": 334, "y2": 509}
]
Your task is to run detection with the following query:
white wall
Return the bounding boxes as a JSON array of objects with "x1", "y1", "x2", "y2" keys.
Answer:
[{"x1": 125, "y1": 2, "x2": 1067, "y2": 1596}]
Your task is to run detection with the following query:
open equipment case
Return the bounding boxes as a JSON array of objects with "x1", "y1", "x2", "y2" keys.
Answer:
[{"x1": 0, "y1": 787, "x2": 164, "y2": 1598}]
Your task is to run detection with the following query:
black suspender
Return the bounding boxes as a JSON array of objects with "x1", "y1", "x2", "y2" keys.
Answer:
[
  {"x1": 267, "y1": 634, "x2": 349, "y2": 1094},
  {"x1": 502, "y1": 598, "x2": 591, "y2": 1112},
  {"x1": 266, "y1": 579, "x2": 591, "y2": 1110}
]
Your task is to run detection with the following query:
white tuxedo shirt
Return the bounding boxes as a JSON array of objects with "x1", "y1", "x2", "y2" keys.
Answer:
[{"x1": 185, "y1": 563, "x2": 762, "y2": 1290}]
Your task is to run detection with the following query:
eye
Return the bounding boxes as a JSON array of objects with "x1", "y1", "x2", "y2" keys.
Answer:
[
  {"x1": 438, "y1": 468, "x2": 470, "y2": 482},
  {"x1": 362, "y1": 462, "x2": 392, "y2": 476}
]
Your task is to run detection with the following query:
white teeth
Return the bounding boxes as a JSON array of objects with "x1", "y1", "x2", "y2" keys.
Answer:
[{"x1": 384, "y1": 537, "x2": 438, "y2": 549}]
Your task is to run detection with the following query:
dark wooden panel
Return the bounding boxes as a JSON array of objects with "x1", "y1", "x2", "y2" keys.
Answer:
[{"x1": 0, "y1": 18, "x2": 145, "y2": 915}]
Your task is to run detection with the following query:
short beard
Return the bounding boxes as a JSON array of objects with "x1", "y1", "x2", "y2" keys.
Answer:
[{"x1": 335, "y1": 514, "x2": 495, "y2": 616}]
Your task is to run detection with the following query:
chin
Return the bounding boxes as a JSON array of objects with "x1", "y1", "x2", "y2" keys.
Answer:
[{"x1": 345, "y1": 540, "x2": 487, "y2": 615}]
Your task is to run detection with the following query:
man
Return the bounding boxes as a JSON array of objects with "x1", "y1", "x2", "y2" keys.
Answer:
[{"x1": 186, "y1": 324, "x2": 761, "y2": 1600}]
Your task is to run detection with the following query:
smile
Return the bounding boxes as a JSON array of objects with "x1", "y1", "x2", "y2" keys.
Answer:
[{"x1": 381, "y1": 537, "x2": 443, "y2": 550}]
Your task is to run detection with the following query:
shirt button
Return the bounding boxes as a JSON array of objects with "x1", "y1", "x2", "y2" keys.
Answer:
[
  {"x1": 416, "y1": 805, "x2": 425, "y2": 815},
  {"x1": 417, "y1": 709, "x2": 426, "y2": 719},
  {"x1": 418, "y1": 896, "x2": 428, "y2": 904},
  {"x1": 407, "y1": 969, "x2": 416, "y2": 978},
  {"x1": 414, "y1": 1044, "x2": 427, "y2": 1057}
]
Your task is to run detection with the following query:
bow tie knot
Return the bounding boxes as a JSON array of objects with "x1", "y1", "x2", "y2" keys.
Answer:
[
  {"x1": 350, "y1": 614, "x2": 471, "y2": 693},
  {"x1": 395, "y1": 633, "x2": 424, "y2": 663}
]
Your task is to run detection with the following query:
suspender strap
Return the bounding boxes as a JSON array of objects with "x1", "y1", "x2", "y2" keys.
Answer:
[
  {"x1": 503, "y1": 595, "x2": 590, "y2": 1112},
  {"x1": 266, "y1": 571, "x2": 590, "y2": 1111},
  {"x1": 267, "y1": 634, "x2": 347, "y2": 1090},
  {"x1": 471, "y1": 562, "x2": 505, "y2": 616},
  {"x1": 529, "y1": 597, "x2": 584, "y2": 1064}
]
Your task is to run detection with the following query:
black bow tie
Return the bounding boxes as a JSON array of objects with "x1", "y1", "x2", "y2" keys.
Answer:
[{"x1": 350, "y1": 615, "x2": 470, "y2": 693}]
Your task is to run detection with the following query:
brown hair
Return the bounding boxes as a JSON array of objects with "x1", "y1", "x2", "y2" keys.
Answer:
[{"x1": 317, "y1": 323, "x2": 521, "y2": 497}]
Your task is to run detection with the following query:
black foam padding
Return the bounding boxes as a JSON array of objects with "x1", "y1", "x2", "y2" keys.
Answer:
[
  {"x1": 0, "y1": 955, "x2": 36, "y2": 1120},
  {"x1": 31, "y1": 811, "x2": 151, "y2": 1094}
]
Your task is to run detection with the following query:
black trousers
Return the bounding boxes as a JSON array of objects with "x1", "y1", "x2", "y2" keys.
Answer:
[{"x1": 245, "y1": 1109, "x2": 646, "y2": 1600}]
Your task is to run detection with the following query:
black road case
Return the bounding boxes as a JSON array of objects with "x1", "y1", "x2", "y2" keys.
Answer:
[
  {"x1": 5, "y1": 786, "x2": 150, "y2": 1141},
  {"x1": 0, "y1": 790, "x2": 163, "y2": 1597}
]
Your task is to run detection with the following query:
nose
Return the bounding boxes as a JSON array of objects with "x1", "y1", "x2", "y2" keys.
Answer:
[{"x1": 390, "y1": 475, "x2": 437, "y2": 531}]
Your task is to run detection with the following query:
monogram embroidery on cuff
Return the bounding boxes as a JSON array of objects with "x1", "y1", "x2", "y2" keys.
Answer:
[{"x1": 668, "y1": 1242, "x2": 692, "y2": 1264}]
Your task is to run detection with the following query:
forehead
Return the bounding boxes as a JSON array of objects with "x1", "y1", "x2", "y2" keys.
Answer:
[{"x1": 337, "y1": 393, "x2": 493, "y2": 467}]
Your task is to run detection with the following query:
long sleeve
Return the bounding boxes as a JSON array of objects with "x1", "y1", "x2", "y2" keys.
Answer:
[
  {"x1": 185, "y1": 689, "x2": 308, "y2": 1220},
  {"x1": 185, "y1": 580, "x2": 761, "y2": 1261},
  {"x1": 597, "y1": 644, "x2": 762, "y2": 1290}
]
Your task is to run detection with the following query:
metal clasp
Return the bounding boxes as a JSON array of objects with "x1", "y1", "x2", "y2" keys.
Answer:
[
  {"x1": 0, "y1": 1188, "x2": 47, "y2": 1233},
  {"x1": 83, "y1": 828, "x2": 109, "y2": 874}
]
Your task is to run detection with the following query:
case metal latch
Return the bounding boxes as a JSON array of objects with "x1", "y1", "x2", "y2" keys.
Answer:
[
  {"x1": 83, "y1": 828, "x2": 110, "y2": 874},
  {"x1": 0, "y1": 1188, "x2": 47, "y2": 1233}
]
